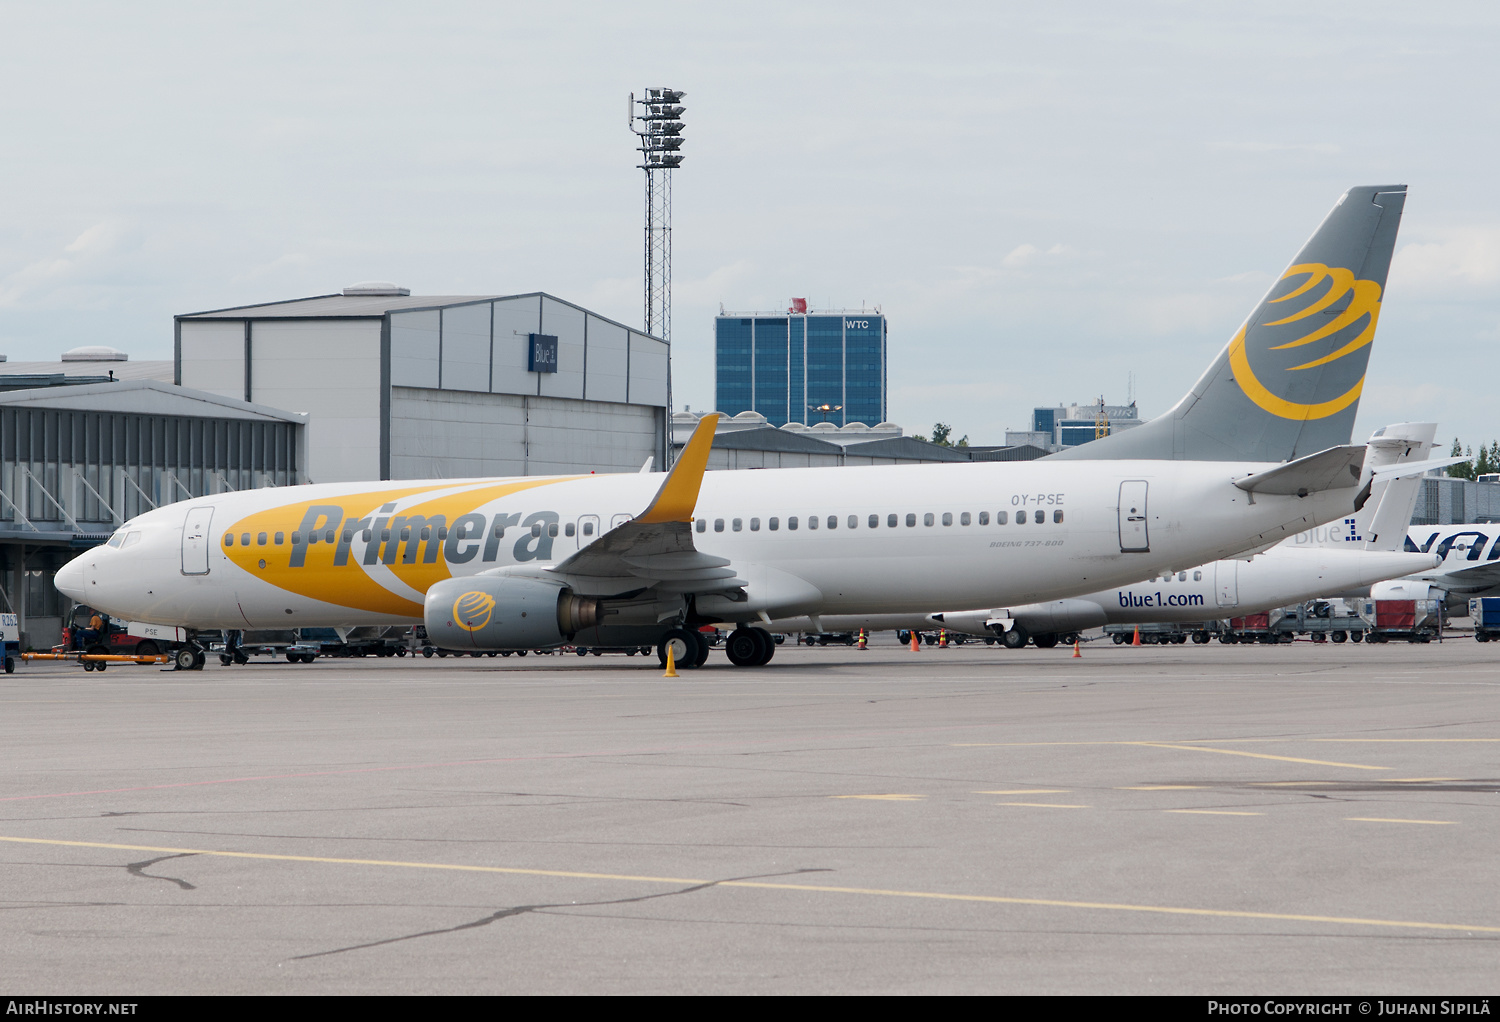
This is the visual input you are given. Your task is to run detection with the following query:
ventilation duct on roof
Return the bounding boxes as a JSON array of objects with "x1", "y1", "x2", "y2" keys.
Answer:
[
  {"x1": 343, "y1": 282, "x2": 411, "y2": 296},
  {"x1": 62, "y1": 346, "x2": 128, "y2": 362}
]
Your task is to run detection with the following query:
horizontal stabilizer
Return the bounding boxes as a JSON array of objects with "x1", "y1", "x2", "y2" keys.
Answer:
[
  {"x1": 1233, "y1": 445, "x2": 1364, "y2": 496},
  {"x1": 1368, "y1": 456, "x2": 1468, "y2": 482}
]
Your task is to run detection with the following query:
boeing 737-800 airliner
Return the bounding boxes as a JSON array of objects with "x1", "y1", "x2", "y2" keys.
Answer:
[{"x1": 56, "y1": 185, "x2": 1409, "y2": 669}]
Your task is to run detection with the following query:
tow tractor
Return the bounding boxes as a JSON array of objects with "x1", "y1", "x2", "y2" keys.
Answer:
[{"x1": 46, "y1": 604, "x2": 206, "y2": 671}]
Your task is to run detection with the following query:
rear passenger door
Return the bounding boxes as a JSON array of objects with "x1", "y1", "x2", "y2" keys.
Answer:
[{"x1": 1118, "y1": 481, "x2": 1149, "y2": 552}]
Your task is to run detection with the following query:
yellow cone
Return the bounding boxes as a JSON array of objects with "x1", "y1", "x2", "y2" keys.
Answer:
[{"x1": 663, "y1": 642, "x2": 679, "y2": 678}]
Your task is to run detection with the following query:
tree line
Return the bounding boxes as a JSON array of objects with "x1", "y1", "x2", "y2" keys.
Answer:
[{"x1": 1447, "y1": 438, "x2": 1500, "y2": 480}]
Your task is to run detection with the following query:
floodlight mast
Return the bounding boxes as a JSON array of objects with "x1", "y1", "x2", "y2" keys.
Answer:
[{"x1": 634, "y1": 88, "x2": 685, "y2": 344}]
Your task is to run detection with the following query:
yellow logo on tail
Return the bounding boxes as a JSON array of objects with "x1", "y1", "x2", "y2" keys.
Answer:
[
  {"x1": 452, "y1": 591, "x2": 496, "y2": 632},
  {"x1": 1229, "y1": 262, "x2": 1382, "y2": 421}
]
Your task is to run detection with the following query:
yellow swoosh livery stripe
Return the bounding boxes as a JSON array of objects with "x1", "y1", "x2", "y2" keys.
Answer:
[
  {"x1": 223, "y1": 477, "x2": 574, "y2": 616},
  {"x1": 1229, "y1": 262, "x2": 1380, "y2": 421}
]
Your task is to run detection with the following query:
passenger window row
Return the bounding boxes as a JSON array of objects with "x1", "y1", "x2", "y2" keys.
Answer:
[
  {"x1": 223, "y1": 523, "x2": 461, "y2": 548},
  {"x1": 693, "y1": 509, "x2": 1064, "y2": 533}
]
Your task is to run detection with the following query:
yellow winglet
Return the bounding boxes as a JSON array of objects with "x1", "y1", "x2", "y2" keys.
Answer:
[{"x1": 637, "y1": 413, "x2": 720, "y2": 524}]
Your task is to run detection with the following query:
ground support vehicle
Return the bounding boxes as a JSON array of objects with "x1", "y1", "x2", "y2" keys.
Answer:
[
  {"x1": 802, "y1": 632, "x2": 857, "y2": 647},
  {"x1": 895, "y1": 629, "x2": 983, "y2": 647},
  {"x1": 60, "y1": 605, "x2": 206, "y2": 670},
  {"x1": 0, "y1": 612, "x2": 17, "y2": 673},
  {"x1": 294, "y1": 626, "x2": 413, "y2": 660},
  {"x1": 1273, "y1": 601, "x2": 1368, "y2": 643},
  {"x1": 1360, "y1": 599, "x2": 1441, "y2": 643},
  {"x1": 62, "y1": 605, "x2": 183, "y2": 660},
  {"x1": 212, "y1": 629, "x2": 324, "y2": 665},
  {"x1": 1471, "y1": 597, "x2": 1500, "y2": 641},
  {"x1": 1105, "y1": 622, "x2": 1219, "y2": 645},
  {"x1": 1220, "y1": 612, "x2": 1292, "y2": 644}
]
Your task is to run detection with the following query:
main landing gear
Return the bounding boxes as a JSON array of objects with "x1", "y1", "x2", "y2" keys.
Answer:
[
  {"x1": 658, "y1": 626, "x2": 777, "y2": 670},
  {"x1": 658, "y1": 627, "x2": 711, "y2": 670},
  {"x1": 724, "y1": 627, "x2": 776, "y2": 667}
]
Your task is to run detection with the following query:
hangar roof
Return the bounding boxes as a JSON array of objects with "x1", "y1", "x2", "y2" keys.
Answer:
[
  {"x1": 178, "y1": 292, "x2": 657, "y2": 341},
  {"x1": 0, "y1": 379, "x2": 307, "y2": 423},
  {"x1": 709, "y1": 427, "x2": 844, "y2": 455},
  {"x1": 841, "y1": 436, "x2": 974, "y2": 462},
  {"x1": 179, "y1": 293, "x2": 498, "y2": 319},
  {"x1": 0, "y1": 359, "x2": 173, "y2": 385}
]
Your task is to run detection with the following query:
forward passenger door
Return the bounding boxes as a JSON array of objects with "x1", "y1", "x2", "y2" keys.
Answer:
[{"x1": 181, "y1": 507, "x2": 214, "y2": 575}]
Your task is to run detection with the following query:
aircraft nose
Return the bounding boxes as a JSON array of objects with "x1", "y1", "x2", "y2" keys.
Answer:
[{"x1": 54, "y1": 554, "x2": 87, "y2": 602}]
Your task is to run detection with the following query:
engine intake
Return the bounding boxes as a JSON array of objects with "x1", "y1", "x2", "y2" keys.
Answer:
[{"x1": 424, "y1": 575, "x2": 601, "y2": 650}]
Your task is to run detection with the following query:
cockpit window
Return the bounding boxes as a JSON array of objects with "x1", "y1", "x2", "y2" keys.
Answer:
[
  {"x1": 120, "y1": 532, "x2": 142, "y2": 549},
  {"x1": 106, "y1": 533, "x2": 125, "y2": 549}
]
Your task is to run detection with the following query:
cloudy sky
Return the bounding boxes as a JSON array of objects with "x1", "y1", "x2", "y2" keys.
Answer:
[{"x1": 2, "y1": 2, "x2": 1497, "y2": 450}]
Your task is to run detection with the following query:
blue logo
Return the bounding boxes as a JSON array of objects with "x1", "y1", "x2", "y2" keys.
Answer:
[{"x1": 528, "y1": 333, "x2": 559, "y2": 374}]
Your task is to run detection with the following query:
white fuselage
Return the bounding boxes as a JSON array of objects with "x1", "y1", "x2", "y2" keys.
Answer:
[
  {"x1": 766, "y1": 542, "x2": 1437, "y2": 636},
  {"x1": 56, "y1": 459, "x2": 1360, "y2": 632},
  {"x1": 924, "y1": 543, "x2": 1437, "y2": 637}
]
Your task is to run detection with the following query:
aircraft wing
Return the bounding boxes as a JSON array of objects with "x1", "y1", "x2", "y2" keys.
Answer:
[{"x1": 544, "y1": 414, "x2": 748, "y2": 598}]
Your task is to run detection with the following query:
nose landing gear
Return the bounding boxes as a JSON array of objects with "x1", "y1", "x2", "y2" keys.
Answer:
[{"x1": 174, "y1": 647, "x2": 206, "y2": 671}]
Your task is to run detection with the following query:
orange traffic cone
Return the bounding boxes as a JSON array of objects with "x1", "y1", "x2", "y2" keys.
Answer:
[
  {"x1": 1131, "y1": 626, "x2": 1141, "y2": 647},
  {"x1": 1072, "y1": 639, "x2": 1081, "y2": 658},
  {"x1": 858, "y1": 628, "x2": 867, "y2": 650},
  {"x1": 910, "y1": 630, "x2": 920, "y2": 652},
  {"x1": 663, "y1": 643, "x2": 679, "y2": 677},
  {"x1": 939, "y1": 629, "x2": 948, "y2": 648}
]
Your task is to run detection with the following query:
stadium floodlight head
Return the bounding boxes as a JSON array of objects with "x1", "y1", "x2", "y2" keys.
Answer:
[{"x1": 633, "y1": 86, "x2": 686, "y2": 356}]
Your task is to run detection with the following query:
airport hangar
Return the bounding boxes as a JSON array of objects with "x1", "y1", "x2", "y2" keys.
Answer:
[{"x1": 174, "y1": 285, "x2": 673, "y2": 484}]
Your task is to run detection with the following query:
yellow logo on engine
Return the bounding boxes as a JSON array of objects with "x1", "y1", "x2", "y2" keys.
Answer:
[
  {"x1": 1229, "y1": 262, "x2": 1382, "y2": 421},
  {"x1": 452, "y1": 591, "x2": 496, "y2": 632}
]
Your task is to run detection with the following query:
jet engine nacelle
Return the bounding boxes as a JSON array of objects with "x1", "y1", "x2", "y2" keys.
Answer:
[
  {"x1": 1370, "y1": 579, "x2": 1443, "y2": 603},
  {"x1": 424, "y1": 574, "x2": 601, "y2": 650}
]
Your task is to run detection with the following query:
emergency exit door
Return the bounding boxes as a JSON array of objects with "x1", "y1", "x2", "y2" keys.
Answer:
[
  {"x1": 1118, "y1": 481, "x2": 1149, "y2": 552},
  {"x1": 575, "y1": 515, "x2": 600, "y2": 548},
  {"x1": 181, "y1": 506, "x2": 214, "y2": 575}
]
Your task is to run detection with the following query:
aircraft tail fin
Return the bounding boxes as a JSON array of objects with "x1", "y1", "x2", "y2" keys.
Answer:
[{"x1": 1054, "y1": 185, "x2": 1407, "y2": 463}]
